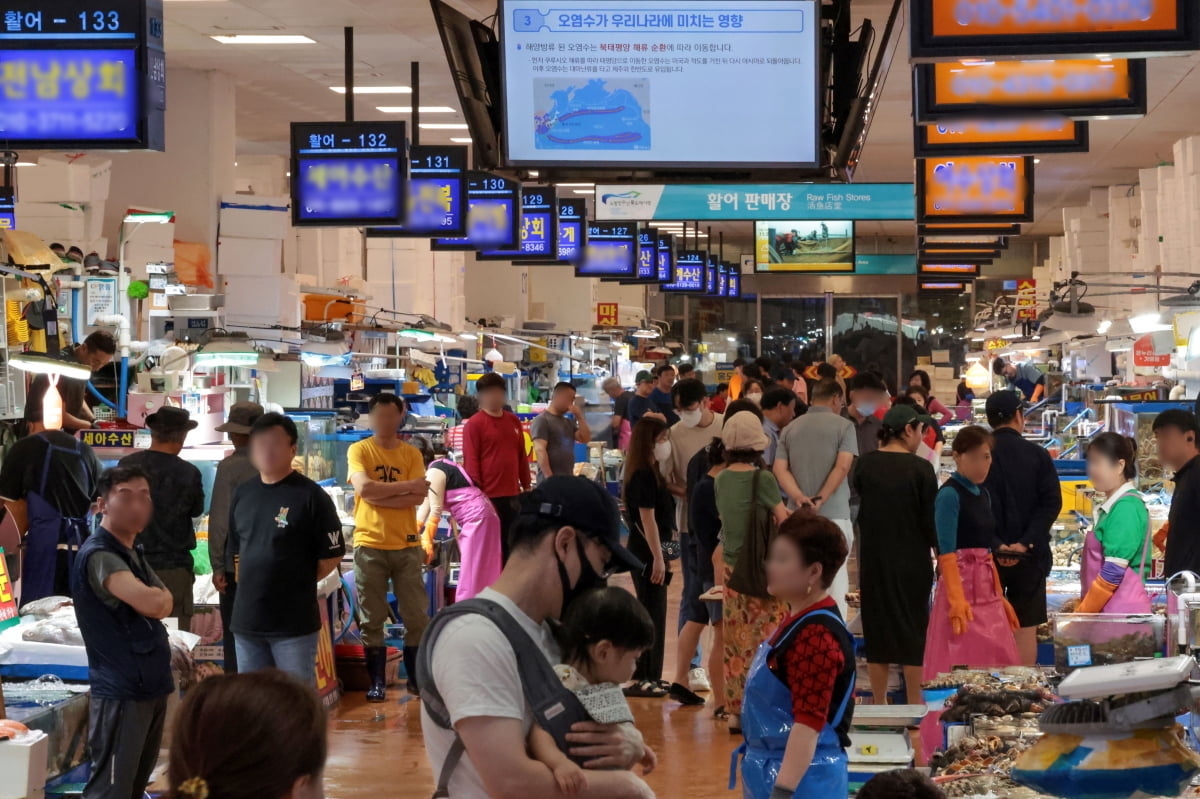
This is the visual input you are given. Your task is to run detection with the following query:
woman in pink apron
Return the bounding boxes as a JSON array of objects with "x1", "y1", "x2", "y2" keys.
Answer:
[
  {"x1": 419, "y1": 458, "x2": 503, "y2": 601},
  {"x1": 1077, "y1": 433, "x2": 1152, "y2": 613},
  {"x1": 925, "y1": 426, "x2": 1020, "y2": 680}
]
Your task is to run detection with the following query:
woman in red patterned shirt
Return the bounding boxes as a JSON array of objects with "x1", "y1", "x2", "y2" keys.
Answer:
[{"x1": 732, "y1": 508, "x2": 856, "y2": 799}]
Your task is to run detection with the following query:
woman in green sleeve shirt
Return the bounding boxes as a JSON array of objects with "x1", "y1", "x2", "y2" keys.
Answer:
[{"x1": 1079, "y1": 433, "x2": 1152, "y2": 613}]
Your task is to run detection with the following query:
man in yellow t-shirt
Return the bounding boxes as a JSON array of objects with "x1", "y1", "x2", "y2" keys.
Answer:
[{"x1": 348, "y1": 393, "x2": 429, "y2": 701}]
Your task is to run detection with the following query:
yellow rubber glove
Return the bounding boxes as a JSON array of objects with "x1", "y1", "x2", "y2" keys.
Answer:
[
  {"x1": 990, "y1": 556, "x2": 1020, "y2": 631},
  {"x1": 938, "y1": 553, "x2": 974, "y2": 636},
  {"x1": 1077, "y1": 575, "x2": 1119, "y2": 614},
  {"x1": 421, "y1": 520, "x2": 438, "y2": 566}
]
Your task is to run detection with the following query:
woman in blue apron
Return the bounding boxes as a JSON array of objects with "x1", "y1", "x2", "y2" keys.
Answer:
[{"x1": 731, "y1": 508, "x2": 856, "y2": 799}]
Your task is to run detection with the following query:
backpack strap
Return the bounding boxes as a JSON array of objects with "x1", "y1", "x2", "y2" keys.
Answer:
[{"x1": 419, "y1": 598, "x2": 592, "y2": 798}]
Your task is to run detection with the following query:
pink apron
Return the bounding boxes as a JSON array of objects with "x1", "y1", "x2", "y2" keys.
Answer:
[
  {"x1": 435, "y1": 460, "x2": 503, "y2": 601},
  {"x1": 1080, "y1": 498, "x2": 1152, "y2": 614},
  {"x1": 924, "y1": 548, "x2": 1021, "y2": 680}
]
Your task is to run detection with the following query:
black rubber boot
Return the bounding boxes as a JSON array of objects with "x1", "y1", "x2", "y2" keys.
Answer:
[
  {"x1": 364, "y1": 646, "x2": 388, "y2": 703},
  {"x1": 404, "y1": 645, "x2": 420, "y2": 695}
]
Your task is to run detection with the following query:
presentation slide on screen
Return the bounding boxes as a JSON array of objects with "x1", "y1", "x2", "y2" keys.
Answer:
[
  {"x1": 755, "y1": 220, "x2": 854, "y2": 272},
  {"x1": 501, "y1": 1, "x2": 818, "y2": 165}
]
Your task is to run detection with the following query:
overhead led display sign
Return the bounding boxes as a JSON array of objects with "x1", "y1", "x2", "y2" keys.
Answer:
[
  {"x1": 479, "y1": 186, "x2": 558, "y2": 260},
  {"x1": 620, "y1": 227, "x2": 659, "y2": 283},
  {"x1": 727, "y1": 271, "x2": 741, "y2": 298},
  {"x1": 716, "y1": 262, "x2": 730, "y2": 297},
  {"x1": 921, "y1": 235, "x2": 1006, "y2": 248},
  {"x1": 920, "y1": 262, "x2": 980, "y2": 276},
  {"x1": 910, "y1": 0, "x2": 1200, "y2": 60},
  {"x1": 576, "y1": 222, "x2": 638, "y2": 278},
  {"x1": 661, "y1": 249, "x2": 705, "y2": 292},
  {"x1": 291, "y1": 121, "x2": 408, "y2": 227},
  {"x1": 0, "y1": 0, "x2": 166, "y2": 150},
  {"x1": 432, "y1": 171, "x2": 521, "y2": 250},
  {"x1": 0, "y1": 188, "x2": 14, "y2": 231},
  {"x1": 915, "y1": 59, "x2": 1148, "y2": 122},
  {"x1": 917, "y1": 156, "x2": 1034, "y2": 224},
  {"x1": 914, "y1": 117, "x2": 1089, "y2": 157},
  {"x1": 919, "y1": 247, "x2": 1001, "y2": 258},
  {"x1": 919, "y1": 280, "x2": 969, "y2": 292},
  {"x1": 365, "y1": 144, "x2": 467, "y2": 237},
  {"x1": 919, "y1": 222, "x2": 1021, "y2": 236},
  {"x1": 704, "y1": 256, "x2": 717, "y2": 295},
  {"x1": 657, "y1": 233, "x2": 674, "y2": 282}
]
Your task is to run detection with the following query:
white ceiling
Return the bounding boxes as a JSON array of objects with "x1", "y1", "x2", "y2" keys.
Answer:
[{"x1": 163, "y1": 0, "x2": 1200, "y2": 239}]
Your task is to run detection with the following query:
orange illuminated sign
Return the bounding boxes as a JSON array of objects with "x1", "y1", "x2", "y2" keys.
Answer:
[
  {"x1": 916, "y1": 117, "x2": 1089, "y2": 157},
  {"x1": 915, "y1": 60, "x2": 1147, "y2": 122},
  {"x1": 910, "y1": 1, "x2": 1198, "y2": 60},
  {"x1": 917, "y1": 156, "x2": 1034, "y2": 223},
  {"x1": 920, "y1": 263, "x2": 980, "y2": 275}
]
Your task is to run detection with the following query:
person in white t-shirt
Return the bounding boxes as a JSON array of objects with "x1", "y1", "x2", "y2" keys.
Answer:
[{"x1": 421, "y1": 477, "x2": 656, "y2": 799}]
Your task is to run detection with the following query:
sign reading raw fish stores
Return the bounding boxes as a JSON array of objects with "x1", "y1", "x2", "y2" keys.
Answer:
[{"x1": 594, "y1": 183, "x2": 914, "y2": 221}]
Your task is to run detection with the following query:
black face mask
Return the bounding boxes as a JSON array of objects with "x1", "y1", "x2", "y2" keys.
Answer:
[{"x1": 556, "y1": 536, "x2": 608, "y2": 617}]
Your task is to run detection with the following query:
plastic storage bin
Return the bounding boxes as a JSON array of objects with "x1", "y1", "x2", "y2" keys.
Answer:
[{"x1": 1053, "y1": 613, "x2": 1168, "y2": 672}]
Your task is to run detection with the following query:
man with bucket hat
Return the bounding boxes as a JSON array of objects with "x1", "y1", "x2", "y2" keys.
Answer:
[
  {"x1": 207, "y1": 401, "x2": 264, "y2": 670},
  {"x1": 119, "y1": 406, "x2": 206, "y2": 632}
]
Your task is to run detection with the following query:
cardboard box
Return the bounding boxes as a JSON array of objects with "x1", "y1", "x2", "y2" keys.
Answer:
[
  {"x1": 219, "y1": 194, "x2": 290, "y2": 240},
  {"x1": 217, "y1": 236, "x2": 282, "y2": 277}
]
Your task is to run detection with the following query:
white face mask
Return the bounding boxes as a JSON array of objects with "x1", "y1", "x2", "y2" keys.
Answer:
[
  {"x1": 746, "y1": 392, "x2": 763, "y2": 405},
  {"x1": 856, "y1": 401, "x2": 878, "y2": 416},
  {"x1": 654, "y1": 440, "x2": 673, "y2": 462},
  {"x1": 678, "y1": 409, "x2": 703, "y2": 428}
]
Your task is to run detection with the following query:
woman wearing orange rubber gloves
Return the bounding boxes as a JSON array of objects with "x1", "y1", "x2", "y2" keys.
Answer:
[{"x1": 924, "y1": 426, "x2": 1020, "y2": 679}]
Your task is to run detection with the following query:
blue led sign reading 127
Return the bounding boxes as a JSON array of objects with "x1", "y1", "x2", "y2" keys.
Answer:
[
  {"x1": 0, "y1": 0, "x2": 164, "y2": 149},
  {"x1": 576, "y1": 222, "x2": 638, "y2": 277},
  {"x1": 291, "y1": 121, "x2": 408, "y2": 227}
]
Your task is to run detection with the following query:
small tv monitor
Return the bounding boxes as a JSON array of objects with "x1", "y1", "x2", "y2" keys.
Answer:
[
  {"x1": 478, "y1": 186, "x2": 558, "y2": 260},
  {"x1": 754, "y1": 220, "x2": 855, "y2": 272},
  {"x1": 432, "y1": 172, "x2": 521, "y2": 250},
  {"x1": 657, "y1": 233, "x2": 675, "y2": 283},
  {"x1": 661, "y1": 250, "x2": 705, "y2": 292},
  {"x1": 291, "y1": 121, "x2": 408, "y2": 227},
  {"x1": 575, "y1": 222, "x2": 639, "y2": 278},
  {"x1": 365, "y1": 144, "x2": 468, "y2": 238}
]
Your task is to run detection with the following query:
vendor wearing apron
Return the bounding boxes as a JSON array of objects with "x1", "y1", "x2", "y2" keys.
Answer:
[
  {"x1": 731, "y1": 510, "x2": 855, "y2": 799},
  {"x1": 992, "y1": 356, "x2": 1046, "y2": 403},
  {"x1": 0, "y1": 406, "x2": 102, "y2": 606},
  {"x1": 1078, "y1": 433, "x2": 1152, "y2": 613},
  {"x1": 419, "y1": 458, "x2": 503, "y2": 601}
]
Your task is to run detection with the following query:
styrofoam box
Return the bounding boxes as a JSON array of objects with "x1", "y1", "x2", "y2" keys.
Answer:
[
  {"x1": 217, "y1": 236, "x2": 282, "y2": 277},
  {"x1": 122, "y1": 207, "x2": 175, "y2": 249},
  {"x1": 123, "y1": 242, "x2": 176, "y2": 280},
  {"x1": 223, "y1": 274, "x2": 301, "y2": 328},
  {"x1": 219, "y1": 194, "x2": 290, "y2": 240},
  {"x1": 934, "y1": 366, "x2": 955, "y2": 380},
  {"x1": 14, "y1": 202, "x2": 86, "y2": 241},
  {"x1": 931, "y1": 350, "x2": 951, "y2": 365},
  {"x1": 0, "y1": 731, "x2": 49, "y2": 799},
  {"x1": 83, "y1": 201, "x2": 105, "y2": 242},
  {"x1": 16, "y1": 160, "x2": 89, "y2": 204}
]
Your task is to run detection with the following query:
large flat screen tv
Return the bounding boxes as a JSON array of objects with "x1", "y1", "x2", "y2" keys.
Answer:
[
  {"x1": 499, "y1": 0, "x2": 819, "y2": 168},
  {"x1": 754, "y1": 220, "x2": 855, "y2": 273}
]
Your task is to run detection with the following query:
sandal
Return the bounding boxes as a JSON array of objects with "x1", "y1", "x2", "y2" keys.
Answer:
[
  {"x1": 713, "y1": 705, "x2": 729, "y2": 721},
  {"x1": 668, "y1": 682, "x2": 706, "y2": 706},
  {"x1": 623, "y1": 680, "x2": 669, "y2": 698}
]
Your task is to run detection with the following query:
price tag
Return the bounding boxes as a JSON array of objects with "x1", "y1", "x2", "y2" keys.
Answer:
[
  {"x1": 350, "y1": 372, "x2": 365, "y2": 391},
  {"x1": 1067, "y1": 644, "x2": 1092, "y2": 668}
]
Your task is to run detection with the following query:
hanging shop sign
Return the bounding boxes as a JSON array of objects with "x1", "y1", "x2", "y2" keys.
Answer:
[
  {"x1": 917, "y1": 156, "x2": 1035, "y2": 224},
  {"x1": 915, "y1": 59, "x2": 1148, "y2": 123},
  {"x1": 291, "y1": 121, "x2": 409, "y2": 227},
  {"x1": 1134, "y1": 334, "x2": 1172, "y2": 367},
  {"x1": 919, "y1": 222, "x2": 1021, "y2": 236},
  {"x1": 914, "y1": 118, "x2": 1089, "y2": 157},
  {"x1": 656, "y1": 233, "x2": 674, "y2": 282},
  {"x1": 479, "y1": 186, "x2": 558, "y2": 260},
  {"x1": 519, "y1": 195, "x2": 587, "y2": 266},
  {"x1": 918, "y1": 249, "x2": 1001, "y2": 261},
  {"x1": 661, "y1": 250, "x2": 705, "y2": 293},
  {"x1": 576, "y1": 222, "x2": 638, "y2": 278},
  {"x1": 365, "y1": 145, "x2": 468, "y2": 238},
  {"x1": 727, "y1": 272, "x2": 741, "y2": 298},
  {"x1": 919, "y1": 280, "x2": 968, "y2": 292},
  {"x1": 0, "y1": 188, "x2": 14, "y2": 231},
  {"x1": 432, "y1": 172, "x2": 521, "y2": 251},
  {"x1": 619, "y1": 227, "x2": 660, "y2": 284},
  {"x1": 594, "y1": 183, "x2": 914, "y2": 221},
  {"x1": 1016, "y1": 278, "x2": 1038, "y2": 321},
  {"x1": 910, "y1": 0, "x2": 1200, "y2": 61},
  {"x1": 919, "y1": 263, "x2": 980, "y2": 276},
  {"x1": 0, "y1": 0, "x2": 166, "y2": 150},
  {"x1": 596, "y1": 302, "x2": 619, "y2": 326}
]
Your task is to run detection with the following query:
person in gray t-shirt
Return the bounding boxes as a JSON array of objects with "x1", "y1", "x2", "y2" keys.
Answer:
[
  {"x1": 773, "y1": 378, "x2": 859, "y2": 616},
  {"x1": 530, "y1": 382, "x2": 591, "y2": 482}
]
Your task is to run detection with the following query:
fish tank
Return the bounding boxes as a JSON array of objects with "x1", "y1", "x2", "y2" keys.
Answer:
[{"x1": 286, "y1": 410, "x2": 337, "y2": 484}]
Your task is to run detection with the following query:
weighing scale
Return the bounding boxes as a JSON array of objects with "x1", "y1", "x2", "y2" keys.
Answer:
[{"x1": 847, "y1": 704, "x2": 926, "y2": 777}]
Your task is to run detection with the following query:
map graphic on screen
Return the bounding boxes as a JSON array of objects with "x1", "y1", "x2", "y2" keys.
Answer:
[{"x1": 534, "y1": 79, "x2": 651, "y2": 151}]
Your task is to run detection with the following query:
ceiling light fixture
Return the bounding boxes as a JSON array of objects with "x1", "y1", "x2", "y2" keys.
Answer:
[
  {"x1": 1097, "y1": 319, "x2": 1113, "y2": 335},
  {"x1": 449, "y1": 137, "x2": 472, "y2": 143},
  {"x1": 330, "y1": 86, "x2": 411, "y2": 94},
  {"x1": 376, "y1": 106, "x2": 457, "y2": 113},
  {"x1": 419, "y1": 123, "x2": 469, "y2": 130},
  {"x1": 211, "y1": 35, "x2": 316, "y2": 44},
  {"x1": 555, "y1": 183, "x2": 595, "y2": 187}
]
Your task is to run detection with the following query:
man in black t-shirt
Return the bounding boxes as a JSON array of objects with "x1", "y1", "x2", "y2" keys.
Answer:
[
  {"x1": 229, "y1": 413, "x2": 345, "y2": 686},
  {"x1": 0, "y1": 405, "x2": 102, "y2": 604},
  {"x1": 119, "y1": 407, "x2": 205, "y2": 631},
  {"x1": 26, "y1": 330, "x2": 117, "y2": 432}
]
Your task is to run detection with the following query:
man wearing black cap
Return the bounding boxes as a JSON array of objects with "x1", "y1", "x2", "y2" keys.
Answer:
[
  {"x1": 118, "y1": 407, "x2": 206, "y2": 632},
  {"x1": 982, "y1": 390, "x2": 1062, "y2": 666},
  {"x1": 421, "y1": 476, "x2": 654, "y2": 799},
  {"x1": 207, "y1": 401, "x2": 264, "y2": 671}
]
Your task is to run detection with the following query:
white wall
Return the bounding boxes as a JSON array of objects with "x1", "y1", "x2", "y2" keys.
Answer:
[{"x1": 466, "y1": 259, "x2": 529, "y2": 327}]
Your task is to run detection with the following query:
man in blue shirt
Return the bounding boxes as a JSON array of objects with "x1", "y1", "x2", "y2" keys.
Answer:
[
  {"x1": 993, "y1": 357, "x2": 1046, "y2": 402},
  {"x1": 649, "y1": 364, "x2": 680, "y2": 425},
  {"x1": 627, "y1": 370, "x2": 666, "y2": 425}
]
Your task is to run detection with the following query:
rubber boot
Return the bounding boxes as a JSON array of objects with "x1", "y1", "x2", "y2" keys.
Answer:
[
  {"x1": 365, "y1": 646, "x2": 388, "y2": 703},
  {"x1": 404, "y1": 645, "x2": 420, "y2": 695}
]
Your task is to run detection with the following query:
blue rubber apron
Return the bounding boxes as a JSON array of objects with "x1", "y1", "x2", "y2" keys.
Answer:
[
  {"x1": 729, "y1": 608, "x2": 855, "y2": 799},
  {"x1": 21, "y1": 434, "x2": 92, "y2": 606},
  {"x1": 1012, "y1": 376, "x2": 1036, "y2": 400}
]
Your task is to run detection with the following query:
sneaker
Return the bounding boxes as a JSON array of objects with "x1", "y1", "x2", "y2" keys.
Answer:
[{"x1": 688, "y1": 667, "x2": 712, "y2": 693}]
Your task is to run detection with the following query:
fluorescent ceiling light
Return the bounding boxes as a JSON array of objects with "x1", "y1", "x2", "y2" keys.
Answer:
[
  {"x1": 572, "y1": 190, "x2": 594, "y2": 195},
  {"x1": 10, "y1": 353, "x2": 93, "y2": 380},
  {"x1": 1130, "y1": 312, "x2": 1171, "y2": 334},
  {"x1": 419, "y1": 123, "x2": 469, "y2": 130},
  {"x1": 15, "y1": 162, "x2": 36, "y2": 167},
  {"x1": 376, "y1": 106, "x2": 456, "y2": 113},
  {"x1": 449, "y1": 137, "x2": 472, "y2": 143},
  {"x1": 211, "y1": 35, "x2": 315, "y2": 44},
  {"x1": 1097, "y1": 319, "x2": 1112, "y2": 335},
  {"x1": 555, "y1": 183, "x2": 594, "y2": 187},
  {"x1": 331, "y1": 86, "x2": 411, "y2": 94}
]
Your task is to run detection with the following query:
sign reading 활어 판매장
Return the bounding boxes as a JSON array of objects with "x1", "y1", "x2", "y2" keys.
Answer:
[{"x1": 594, "y1": 184, "x2": 915, "y2": 221}]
